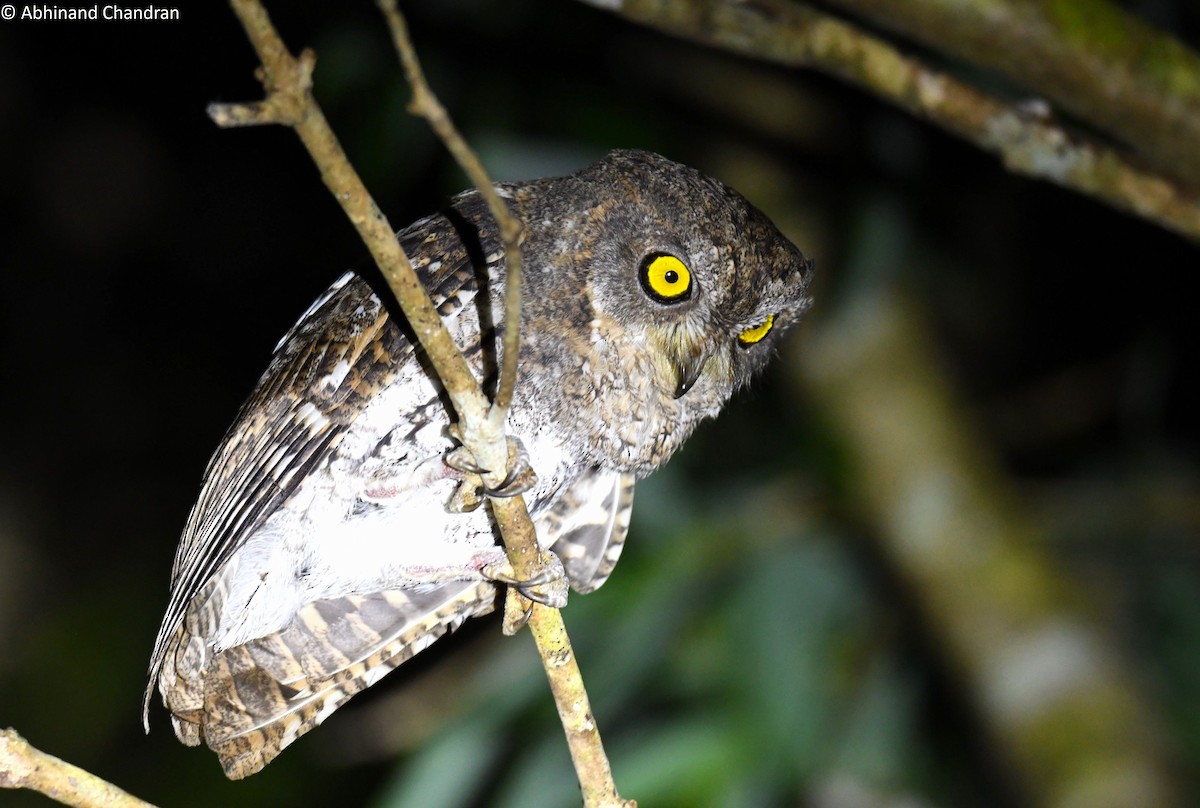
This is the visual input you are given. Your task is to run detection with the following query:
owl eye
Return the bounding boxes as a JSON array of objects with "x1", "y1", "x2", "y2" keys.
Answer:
[
  {"x1": 639, "y1": 253, "x2": 692, "y2": 304},
  {"x1": 737, "y1": 314, "x2": 775, "y2": 347}
]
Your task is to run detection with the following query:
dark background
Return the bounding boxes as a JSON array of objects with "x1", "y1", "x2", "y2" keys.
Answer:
[{"x1": 2, "y1": 2, "x2": 1198, "y2": 806}]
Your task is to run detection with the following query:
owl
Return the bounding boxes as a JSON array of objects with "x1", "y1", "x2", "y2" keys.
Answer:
[{"x1": 144, "y1": 149, "x2": 813, "y2": 778}]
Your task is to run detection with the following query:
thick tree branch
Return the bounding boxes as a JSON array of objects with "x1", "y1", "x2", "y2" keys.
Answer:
[
  {"x1": 574, "y1": 0, "x2": 1200, "y2": 242},
  {"x1": 211, "y1": 2, "x2": 631, "y2": 805},
  {"x1": 824, "y1": 0, "x2": 1200, "y2": 189},
  {"x1": 0, "y1": 728, "x2": 156, "y2": 808}
]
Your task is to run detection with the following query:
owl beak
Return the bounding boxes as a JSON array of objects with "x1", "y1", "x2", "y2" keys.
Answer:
[{"x1": 673, "y1": 345, "x2": 711, "y2": 398}]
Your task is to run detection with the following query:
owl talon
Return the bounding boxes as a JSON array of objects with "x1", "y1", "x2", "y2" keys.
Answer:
[
  {"x1": 486, "y1": 436, "x2": 537, "y2": 497},
  {"x1": 445, "y1": 446, "x2": 489, "y2": 476},
  {"x1": 502, "y1": 589, "x2": 536, "y2": 635},
  {"x1": 444, "y1": 437, "x2": 538, "y2": 498},
  {"x1": 447, "y1": 481, "x2": 483, "y2": 513},
  {"x1": 482, "y1": 462, "x2": 536, "y2": 498},
  {"x1": 481, "y1": 550, "x2": 568, "y2": 609}
]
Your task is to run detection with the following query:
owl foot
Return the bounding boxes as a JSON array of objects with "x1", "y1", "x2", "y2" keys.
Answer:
[
  {"x1": 481, "y1": 550, "x2": 568, "y2": 609},
  {"x1": 486, "y1": 550, "x2": 569, "y2": 635},
  {"x1": 445, "y1": 434, "x2": 538, "y2": 507}
]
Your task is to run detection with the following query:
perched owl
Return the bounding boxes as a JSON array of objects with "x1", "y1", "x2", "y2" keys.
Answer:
[{"x1": 145, "y1": 149, "x2": 813, "y2": 778}]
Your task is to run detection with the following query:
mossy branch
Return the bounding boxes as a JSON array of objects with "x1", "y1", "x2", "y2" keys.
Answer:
[
  {"x1": 823, "y1": 0, "x2": 1200, "y2": 189},
  {"x1": 208, "y1": 2, "x2": 632, "y2": 805},
  {"x1": 574, "y1": 0, "x2": 1200, "y2": 242}
]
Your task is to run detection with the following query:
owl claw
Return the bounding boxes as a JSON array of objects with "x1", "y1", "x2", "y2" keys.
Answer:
[
  {"x1": 502, "y1": 589, "x2": 536, "y2": 635},
  {"x1": 482, "y1": 456, "x2": 537, "y2": 498},
  {"x1": 446, "y1": 481, "x2": 484, "y2": 513},
  {"x1": 481, "y1": 550, "x2": 569, "y2": 609},
  {"x1": 444, "y1": 436, "x2": 538, "y2": 500},
  {"x1": 486, "y1": 436, "x2": 537, "y2": 497},
  {"x1": 444, "y1": 446, "x2": 489, "y2": 476}
]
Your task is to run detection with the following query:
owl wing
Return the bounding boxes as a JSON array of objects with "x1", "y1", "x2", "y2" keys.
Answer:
[
  {"x1": 179, "y1": 471, "x2": 637, "y2": 776},
  {"x1": 146, "y1": 197, "x2": 498, "y2": 725},
  {"x1": 541, "y1": 469, "x2": 636, "y2": 594},
  {"x1": 165, "y1": 579, "x2": 496, "y2": 779}
]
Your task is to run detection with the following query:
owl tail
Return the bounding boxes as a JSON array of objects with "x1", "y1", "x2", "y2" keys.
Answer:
[{"x1": 157, "y1": 582, "x2": 496, "y2": 779}]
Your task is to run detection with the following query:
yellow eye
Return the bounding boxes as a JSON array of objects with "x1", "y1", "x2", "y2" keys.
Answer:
[
  {"x1": 640, "y1": 254, "x2": 692, "y2": 303},
  {"x1": 738, "y1": 314, "x2": 775, "y2": 346}
]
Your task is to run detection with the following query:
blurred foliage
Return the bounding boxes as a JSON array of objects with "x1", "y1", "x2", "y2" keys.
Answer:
[
  {"x1": 352, "y1": 474, "x2": 926, "y2": 808},
  {"x1": 1, "y1": 2, "x2": 1199, "y2": 807}
]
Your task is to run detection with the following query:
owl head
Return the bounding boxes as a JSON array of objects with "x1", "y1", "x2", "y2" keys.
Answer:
[{"x1": 527, "y1": 149, "x2": 814, "y2": 407}]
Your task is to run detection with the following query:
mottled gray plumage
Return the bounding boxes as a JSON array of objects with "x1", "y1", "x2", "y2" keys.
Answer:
[{"x1": 145, "y1": 150, "x2": 813, "y2": 778}]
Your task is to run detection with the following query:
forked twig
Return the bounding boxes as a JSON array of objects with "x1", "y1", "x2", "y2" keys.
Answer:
[{"x1": 209, "y1": 2, "x2": 633, "y2": 805}]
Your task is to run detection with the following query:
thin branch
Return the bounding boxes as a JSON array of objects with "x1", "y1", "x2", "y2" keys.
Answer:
[
  {"x1": 213, "y1": 2, "x2": 632, "y2": 805},
  {"x1": 573, "y1": 0, "x2": 1200, "y2": 243},
  {"x1": 377, "y1": 0, "x2": 525, "y2": 420},
  {"x1": 375, "y1": 5, "x2": 632, "y2": 805},
  {"x1": 211, "y1": 0, "x2": 490, "y2": 427},
  {"x1": 0, "y1": 728, "x2": 157, "y2": 808}
]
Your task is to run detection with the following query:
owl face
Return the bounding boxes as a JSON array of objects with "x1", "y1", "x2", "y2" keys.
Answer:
[{"x1": 532, "y1": 150, "x2": 813, "y2": 404}]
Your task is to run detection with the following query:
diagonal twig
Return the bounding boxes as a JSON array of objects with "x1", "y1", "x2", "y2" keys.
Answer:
[
  {"x1": 377, "y1": 0, "x2": 525, "y2": 420},
  {"x1": 0, "y1": 728, "x2": 158, "y2": 808},
  {"x1": 210, "y1": 2, "x2": 633, "y2": 805}
]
